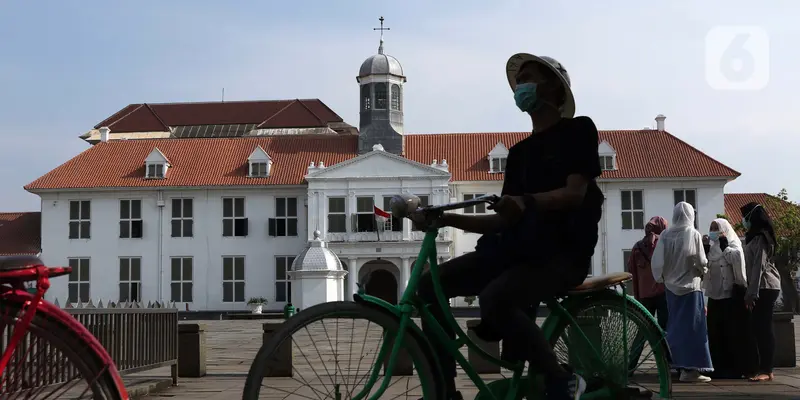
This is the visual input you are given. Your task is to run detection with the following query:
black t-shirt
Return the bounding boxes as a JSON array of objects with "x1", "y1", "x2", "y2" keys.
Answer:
[{"x1": 499, "y1": 116, "x2": 604, "y2": 256}]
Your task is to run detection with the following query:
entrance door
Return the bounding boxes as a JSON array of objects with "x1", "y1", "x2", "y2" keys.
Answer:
[{"x1": 365, "y1": 269, "x2": 398, "y2": 304}]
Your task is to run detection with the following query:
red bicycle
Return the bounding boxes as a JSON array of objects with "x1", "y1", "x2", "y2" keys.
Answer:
[{"x1": 0, "y1": 255, "x2": 128, "y2": 399}]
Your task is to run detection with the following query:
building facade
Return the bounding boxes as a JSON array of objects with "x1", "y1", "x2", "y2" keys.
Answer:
[{"x1": 24, "y1": 38, "x2": 740, "y2": 311}]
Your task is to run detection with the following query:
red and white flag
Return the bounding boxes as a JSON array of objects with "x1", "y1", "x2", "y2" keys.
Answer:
[{"x1": 374, "y1": 206, "x2": 391, "y2": 221}]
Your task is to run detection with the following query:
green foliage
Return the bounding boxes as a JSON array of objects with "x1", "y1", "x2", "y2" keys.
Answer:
[
  {"x1": 764, "y1": 189, "x2": 800, "y2": 312},
  {"x1": 716, "y1": 213, "x2": 728, "y2": 220},
  {"x1": 247, "y1": 297, "x2": 268, "y2": 305},
  {"x1": 464, "y1": 295, "x2": 477, "y2": 306}
]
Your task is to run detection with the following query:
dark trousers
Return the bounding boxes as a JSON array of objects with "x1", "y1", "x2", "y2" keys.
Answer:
[
  {"x1": 417, "y1": 251, "x2": 588, "y2": 393},
  {"x1": 707, "y1": 293, "x2": 758, "y2": 378},
  {"x1": 752, "y1": 289, "x2": 780, "y2": 374},
  {"x1": 628, "y1": 293, "x2": 668, "y2": 371}
]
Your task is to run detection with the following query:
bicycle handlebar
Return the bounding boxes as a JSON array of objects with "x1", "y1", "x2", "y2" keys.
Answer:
[{"x1": 388, "y1": 193, "x2": 500, "y2": 219}]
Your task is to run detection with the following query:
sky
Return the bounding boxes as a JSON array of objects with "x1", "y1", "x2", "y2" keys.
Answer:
[{"x1": 0, "y1": 1, "x2": 797, "y2": 211}]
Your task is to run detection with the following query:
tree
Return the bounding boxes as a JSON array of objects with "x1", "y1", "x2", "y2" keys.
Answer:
[
  {"x1": 767, "y1": 189, "x2": 800, "y2": 313},
  {"x1": 464, "y1": 295, "x2": 477, "y2": 307}
]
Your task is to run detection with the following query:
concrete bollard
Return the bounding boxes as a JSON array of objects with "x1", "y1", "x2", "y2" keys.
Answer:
[
  {"x1": 262, "y1": 321, "x2": 293, "y2": 377},
  {"x1": 178, "y1": 323, "x2": 207, "y2": 377},
  {"x1": 466, "y1": 319, "x2": 500, "y2": 374},
  {"x1": 382, "y1": 335, "x2": 414, "y2": 376}
]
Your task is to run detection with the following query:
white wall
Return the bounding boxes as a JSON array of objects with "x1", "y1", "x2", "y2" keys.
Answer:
[
  {"x1": 448, "y1": 179, "x2": 729, "y2": 277},
  {"x1": 38, "y1": 187, "x2": 307, "y2": 311}
]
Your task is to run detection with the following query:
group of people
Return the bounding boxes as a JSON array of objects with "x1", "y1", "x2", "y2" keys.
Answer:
[{"x1": 629, "y1": 201, "x2": 782, "y2": 383}]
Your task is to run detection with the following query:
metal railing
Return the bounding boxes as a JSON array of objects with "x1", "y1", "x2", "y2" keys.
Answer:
[{"x1": 1, "y1": 299, "x2": 178, "y2": 394}]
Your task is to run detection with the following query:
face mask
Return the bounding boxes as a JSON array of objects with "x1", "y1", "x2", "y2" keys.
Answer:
[
  {"x1": 514, "y1": 83, "x2": 540, "y2": 112},
  {"x1": 743, "y1": 219, "x2": 751, "y2": 231},
  {"x1": 708, "y1": 231, "x2": 720, "y2": 241}
]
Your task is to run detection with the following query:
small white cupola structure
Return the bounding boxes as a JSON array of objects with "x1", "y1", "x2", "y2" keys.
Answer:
[
  {"x1": 247, "y1": 145, "x2": 272, "y2": 178},
  {"x1": 288, "y1": 230, "x2": 348, "y2": 310},
  {"x1": 488, "y1": 141, "x2": 509, "y2": 173},
  {"x1": 598, "y1": 140, "x2": 617, "y2": 171},
  {"x1": 144, "y1": 148, "x2": 170, "y2": 179}
]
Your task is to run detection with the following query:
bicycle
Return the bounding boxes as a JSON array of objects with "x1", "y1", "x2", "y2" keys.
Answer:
[
  {"x1": 0, "y1": 255, "x2": 129, "y2": 399},
  {"x1": 243, "y1": 194, "x2": 673, "y2": 399}
]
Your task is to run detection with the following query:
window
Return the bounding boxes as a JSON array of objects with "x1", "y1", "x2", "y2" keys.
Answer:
[
  {"x1": 353, "y1": 196, "x2": 376, "y2": 232},
  {"x1": 391, "y1": 84, "x2": 401, "y2": 111},
  {"x1": 68, "y1": 200, "x2": 91, "y2": 239},
  {"x1": 374, "y1": 83, "x2": 387, "y2": 109},
  {"x1": 599, "y1": 156, "x2": 614, "y2": 171},
  {"x1": 170, "y1": 257, "x2": 193, "y2": 302},
  {"x1": 463, "y1": 194, "x2": 487, "y2": 214},
  {"x1": 620, "y1": 190, "x2": 644, "y2": 230},
  {"x1": 382, "y1": 196, "x2": 403, "y2": 232},
  {"x1": 490, "y1": 157, "x2": 507, "y2": 173},
  {"x1": 673, "y1": 189, "x2": 699, "y2": 229},
  {"x1": 222, "y1": 256, "x2": 245, "y2": 303},
  {"x1": 119, "y1": 199, "x2": 143, "y2": 239},
  {"x1": 411, "y1": 196, "x2": 430, "y2": 231},
  {"x1": 68, "y1": 258, "x2": 90, "y2": 303},
  {"x1": 269, "y1": 197, "x2": 298, "y2": 237},
  {"x1": 275, "y1": 256, "x2": 294, "y2": 302},
  {"x1": 222, "y1": 197, "x2": 248, "y2": 237},
  {"x1": 361, "y1": 85, "x2": 371, "y2": 110},
  {"x1": 249, "y1": 162, "x2": 269, "y2": 177},
  {"x1": 328, "y1": 197, "x2": 347, "y2": 233},
  {"x1": 146, "y1": 163, "x2": 165, "y2": 179},
  {"x1": 171, "y1": 198, "x2": 193, "y2": 237},
  {"x1": 119, "y1": 257, "x2": 141, "y2": 302}
]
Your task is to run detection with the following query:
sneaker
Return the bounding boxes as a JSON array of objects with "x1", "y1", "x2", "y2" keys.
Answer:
[
  {"x1": 679, "y1": 369, "x2": 712, "y2": 383},
  {"x1": 546, "y1": 373, "x2": 587, "y2": 400}
]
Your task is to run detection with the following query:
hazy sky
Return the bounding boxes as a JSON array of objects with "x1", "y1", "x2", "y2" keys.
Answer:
[{"x1": 0, "y1": 1, "x2": 796, "y2": 211}]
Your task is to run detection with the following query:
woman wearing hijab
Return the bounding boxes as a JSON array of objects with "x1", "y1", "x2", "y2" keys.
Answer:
[
  {"x1": 629, "y1": 216, "x2": 669, "y2": 329},
  {"x1": 651, "y1": 202, "x2": 713, "y2": 382},
  {"x1": 740, "y1": 202, "x2": 782, "y2": 382},
  {"x1": 704, "y1": 218, "x2": 757, "y2": 379},
  {"x1": 627, "y1": 216, "x2": 669, "y2": 372}
]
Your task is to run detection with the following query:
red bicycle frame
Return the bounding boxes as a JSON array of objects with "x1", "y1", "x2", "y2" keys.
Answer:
[{"x1": 0, "y1": 264, "x2": 129, "y2": 399}]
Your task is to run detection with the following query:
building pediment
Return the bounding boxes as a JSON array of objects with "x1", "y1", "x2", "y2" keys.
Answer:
[{"x1": 306, "y1": 148, "x2": 451, "y2": 180}]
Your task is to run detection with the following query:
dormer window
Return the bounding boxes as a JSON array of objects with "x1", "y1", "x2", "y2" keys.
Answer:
[
  {"x1": 144, "y1": 147, "x2": 170, "y2": 179},
  {"x1": 147, "y1": 163, "x2": 165, "y2": 178},
  {"x1": 491, "y1": 157, "x2": 507, "y2": 173},
  {"x1": 598, "y1": 140, "x2": 617, "y2": 171},
  {"x1": 247, "y1": 145, "x2": 272, "y2": 178},
  {"x1": 599, "y1": 155, "x2": 615, "y2": 171},
  {"x1": 488, "y1": 141, "x2": 510, "y2": 174}
]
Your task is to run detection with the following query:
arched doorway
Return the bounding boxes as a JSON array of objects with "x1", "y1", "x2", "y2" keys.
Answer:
[{"x1": 360, "y1": 260, "x2": 399, "y2": 304}]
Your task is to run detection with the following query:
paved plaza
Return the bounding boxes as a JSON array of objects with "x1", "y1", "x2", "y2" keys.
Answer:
[{"x1": 128, "y1": 318, "x2": 800, "y2": 399}]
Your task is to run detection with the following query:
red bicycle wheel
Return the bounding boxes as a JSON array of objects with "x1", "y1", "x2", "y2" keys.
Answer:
[{"x1": 0, "y1": 298, "x2": 125, "y2": 399}]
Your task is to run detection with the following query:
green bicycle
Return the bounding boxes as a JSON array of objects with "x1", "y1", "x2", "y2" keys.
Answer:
[{"x1": 243, "y1": 194, "x2": 673, "y2": 399}]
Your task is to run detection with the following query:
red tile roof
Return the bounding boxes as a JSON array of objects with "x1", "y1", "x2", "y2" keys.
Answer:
[
  {"x1": 0, "y1": 213, "x2": 41, "y2": 256},
  {"x1": 25, "y1": 136, "x2": 358, "y2": 190},
  {"x1": 26, "y1": 128, "x2": 740, "y2": 191},
  {"x1": 95, "y1": 99, "x2": 344, "y2": 133},
  {"x1": 404, "y1": 130, "x2": 740, "y2": 181},
  {"x1": 723, "y1": 193, "x2": 800, "y2": 235}
]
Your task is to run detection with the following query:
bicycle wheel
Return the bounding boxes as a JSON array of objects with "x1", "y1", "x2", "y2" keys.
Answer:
[
  {"x1": 0, "y1": 298, "x2": 125, "y2": 399},
  {"x1": 242, "y1": 301, "x2": 442, "y2": 400},
  {"x1": 547, "y1": 290, "x2": 672, "y2": 399}
]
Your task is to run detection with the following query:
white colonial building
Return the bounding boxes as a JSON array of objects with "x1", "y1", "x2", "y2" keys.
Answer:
[{"x1": 24, "y1": 35, "x2": 740, "y2": 311}]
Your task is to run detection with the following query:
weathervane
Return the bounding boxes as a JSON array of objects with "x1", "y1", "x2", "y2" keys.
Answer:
[{"x1": 374, "y1": 16, "x2": 390, "y2": 54}]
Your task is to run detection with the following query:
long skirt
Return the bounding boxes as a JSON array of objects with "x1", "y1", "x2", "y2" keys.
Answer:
[
  {"x1": 707, "y1": 288, "x2": 759, "y2": 378},
  {"x1": 665, "y1": 289, "x2": 714, "y2": 372}
]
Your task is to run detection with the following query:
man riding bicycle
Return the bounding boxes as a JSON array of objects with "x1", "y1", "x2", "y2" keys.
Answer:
[{"x1": 412, "y1": 53, "x2": 604, "y2": 400}]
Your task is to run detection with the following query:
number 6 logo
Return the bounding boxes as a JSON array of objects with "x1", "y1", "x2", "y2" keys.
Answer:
[{"x1": 705, "y1": 26, "x2": 770, "y2": 91}]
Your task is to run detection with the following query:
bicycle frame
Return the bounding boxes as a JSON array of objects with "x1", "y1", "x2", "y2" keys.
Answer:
[
  {"x1": 352, "y1": 195, "x2": 669, "y2": 400},
  {"x1": 0, "y1": 264, "x2": 129, "y2": 399}
]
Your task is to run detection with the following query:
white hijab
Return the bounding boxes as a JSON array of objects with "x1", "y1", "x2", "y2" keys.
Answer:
[
  {"x1": 707, "y1": 218, "x2": 743, "y2": 263},
  {"x1": 651, "y1": 202, "x2": 708, "y2": 294}
]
